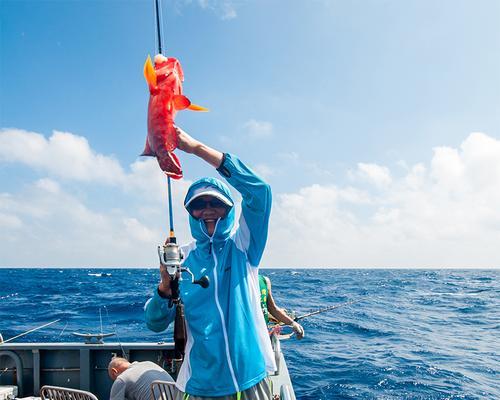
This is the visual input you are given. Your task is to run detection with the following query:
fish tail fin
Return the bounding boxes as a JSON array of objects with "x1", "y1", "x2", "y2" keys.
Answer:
[{"x1": 140, "y1": 138, "x2": 155, "y2": 157}]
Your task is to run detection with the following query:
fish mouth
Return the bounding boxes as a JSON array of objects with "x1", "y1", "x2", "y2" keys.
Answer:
[{"x1": 154, "y1": 54, "x2": 168, "y2": 64}]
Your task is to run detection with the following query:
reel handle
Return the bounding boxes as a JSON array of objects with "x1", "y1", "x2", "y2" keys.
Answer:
[
  {"x1": 157, "y1": 241, "x2": 210, "y2": 291},
  {"x1": 193, "y1": 275, "x2": 210, "y2": 288}
]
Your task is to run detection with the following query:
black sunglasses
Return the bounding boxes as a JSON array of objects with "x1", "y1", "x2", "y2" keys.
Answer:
[{"x1": 188, "y1": 198, "x2": 229, "y2": 211}]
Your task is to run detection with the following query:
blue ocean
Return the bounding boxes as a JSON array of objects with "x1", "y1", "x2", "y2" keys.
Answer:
[{"x1": 0, "y1": 268, "x2": 498, "y2": 399}]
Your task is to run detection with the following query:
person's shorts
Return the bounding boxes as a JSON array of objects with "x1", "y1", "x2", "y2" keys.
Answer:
[{"x1": 174, "y1": 377, "x2": 273, "y2": 400}]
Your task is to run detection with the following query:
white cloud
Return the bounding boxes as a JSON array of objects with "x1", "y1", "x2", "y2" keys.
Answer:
[
  {"x1": 198, "y1": 0, "x2": 237, "y2": 20},
  {"x1": 176, "y1": 0, "x2": 237, "y2": 20},
  {"x1": 253, "y1": 163, "x2": 274, "y2": 179},
  {"x1": 277, "y1": 151, "x2": 299, "y2": 162},
  {"x1": 36, "y1": 178, "x2": 61, "y2": 194},
  {"x1": 0, "y1": 129, "x2": 193, "y2": 267},
  {"x1": 0, "y1": 129, "x2": 125, "y2": 184},
  {"x1": 264, "y1": 132, "x2": 500, "y2": 268},
  {"x1": 243, "y1": 119, "x2": 273, "y2": 139},
  {"x1": 0, "y1": 213, "x2": 23, "y2": 229},
  {"x1": 0, "y1": 174, "x2": 192, "y2": 267},
  {"x1": 2, "y1": 128, "x2": 500, "y2": 268},
  {"x1": 123, "y1": 217, "x2": 157, "y2": 243},
  {"x1": 355, "y1": 162, "x2": 392, "y2": 188},
  {"x1": 220, "y1": 2, "x2": 237, "y2": 20},
  {"x1": 275, "y1": 151, "x2": 335, "y2": 178}
]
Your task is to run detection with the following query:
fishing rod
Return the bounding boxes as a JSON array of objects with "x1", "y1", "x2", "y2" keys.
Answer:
[
  {"x1": 293, "y1": 299, "x2": 363, "y2": 322},
  {"x1": 0, "y1": 319, "x2": 60, "y2": 344},
  {"x1": 152, "y1": 0, "x2": 209, "y2": 367},
  {"x1": 269, "y1": 299, "x2": 364, "y2": 339},
  {"x1": 153, "y1": 0, "x2": 182, "y2": 362},
  {"x1": 153, "y1": 0, "x2": 175, "y2": 241}
]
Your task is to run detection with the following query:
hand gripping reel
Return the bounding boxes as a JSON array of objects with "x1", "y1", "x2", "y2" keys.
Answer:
[
  {"x1": 157, "y1": 239, "x2": 210, "y2": 364},
  {"x1": 157, "y1": 240, "x2": 210, "y2": 302}
]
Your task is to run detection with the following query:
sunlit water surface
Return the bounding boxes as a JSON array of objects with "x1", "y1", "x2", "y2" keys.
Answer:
[{"x1": 0, "y1": 268, "x2": 498, "y2": 399}]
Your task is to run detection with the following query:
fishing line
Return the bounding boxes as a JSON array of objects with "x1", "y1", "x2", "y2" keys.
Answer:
[
  {"x1": 1, "y1": 319, "x2": 61, "y2": 344},
  {"x1": 160, "y1": 0, "x2": 166, "y2": 52},
  {"x1": 58, "y1": 321, "x2": 69, "y2": 337},
  {"x1": 99, "y1": 307, "x2": 103, "y2": 336},
  {"x1": 104, "y1": 306, "x2": 126, "y2": 360}
]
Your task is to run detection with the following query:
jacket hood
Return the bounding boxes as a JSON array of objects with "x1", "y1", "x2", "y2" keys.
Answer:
[{"x1": 184, "y1": 177, "x2": 235, "y2": 244}]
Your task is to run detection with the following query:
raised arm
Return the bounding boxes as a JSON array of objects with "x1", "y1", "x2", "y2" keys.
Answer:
[
  {"x1": 174, "y1": 126, "x2": 272, "y2": 266},
  {"x1": 175, "y1": 126, "x2": 223, "y2": 168},
  {"x1": 219, "y1": 153, "x2": 272, "y2": 266}
]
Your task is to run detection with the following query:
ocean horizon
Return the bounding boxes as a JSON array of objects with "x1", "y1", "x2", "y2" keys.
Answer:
[{"x1": 2, "y1": 266, "x2": 499, "y2": 269}]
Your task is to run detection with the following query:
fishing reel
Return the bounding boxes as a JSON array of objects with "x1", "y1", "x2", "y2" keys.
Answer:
[{"x1": 157, "y1": 239, "x2": 210, "y2": 304}]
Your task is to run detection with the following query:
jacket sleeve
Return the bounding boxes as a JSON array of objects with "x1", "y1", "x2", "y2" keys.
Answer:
[
  {"x1": 144, "y1": 288, "x2": 176, "y2": 332},
  {"x1": 218, "y1": 153, "x2": 272, "y2": 267}
]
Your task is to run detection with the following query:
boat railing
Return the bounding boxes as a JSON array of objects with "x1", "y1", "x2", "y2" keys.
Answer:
[
  {"x1": 271, "y1": 333, "x2": 281, "y2": 375},
  {"x1": 280, "y1": 384, "x2": 294, "y2": 400},
  {"x1": 40, "y1": 385, "x2": 99, "y2": 400},
  {"x1": 0, "y1": 350, "x2": 24, "y2": 396},
  {"x1": 0, "y1": 341, "x2": 176, "y2": 399}
]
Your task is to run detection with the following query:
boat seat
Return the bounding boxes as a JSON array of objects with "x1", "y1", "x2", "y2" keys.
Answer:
[
  {"x1": 151, "y1": 380, "x2": 176, "y2": 400},
  {"x1": 40, "y1": 385, "x2": 99, "y2": 400}
]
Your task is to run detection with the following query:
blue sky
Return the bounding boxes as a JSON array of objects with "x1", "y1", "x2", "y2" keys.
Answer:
[{"x1": 1, "y1": 0, "x2": 500, "y2": 267}]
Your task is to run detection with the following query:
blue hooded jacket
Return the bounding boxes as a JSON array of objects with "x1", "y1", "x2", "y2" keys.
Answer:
[{"x1": 144, "y1": 153, "x2": 276, "y2": 397}]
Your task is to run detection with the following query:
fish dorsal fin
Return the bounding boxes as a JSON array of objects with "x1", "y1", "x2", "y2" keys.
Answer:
[{"x1": 144, "y1": 55, "x2": 157, "y2": 87}]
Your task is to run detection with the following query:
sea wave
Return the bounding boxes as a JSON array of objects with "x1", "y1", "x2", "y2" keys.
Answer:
[{"x1": 0, "y1": 268, "x2": 498, "y2": 399}]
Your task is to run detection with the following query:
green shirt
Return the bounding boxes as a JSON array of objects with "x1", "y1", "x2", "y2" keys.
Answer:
[{"x1": 258, "y1": 275, "x2": 269, "y2": 324}]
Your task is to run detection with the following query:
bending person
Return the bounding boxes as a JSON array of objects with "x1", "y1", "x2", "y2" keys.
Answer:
[
  {"x1": 108, "y1": 357, "x2": 174, "y2": 400},
  {"x1": 144, "y1": 127, "x2": 275, "y2": 400}
]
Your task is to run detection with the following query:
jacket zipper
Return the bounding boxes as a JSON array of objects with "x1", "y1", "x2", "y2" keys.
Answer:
[{"x1": 200, "y1": 219, "x2": 239, "y2": 393}]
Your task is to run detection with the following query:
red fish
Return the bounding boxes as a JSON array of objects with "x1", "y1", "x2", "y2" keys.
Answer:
[{"x1": 142, "y1": 54, "x2": 207, "y2": 179}]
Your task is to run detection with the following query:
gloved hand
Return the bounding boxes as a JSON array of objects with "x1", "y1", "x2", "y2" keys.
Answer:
[{"x1": 291, "y1": 321, "x2": 304, "y2": 340}]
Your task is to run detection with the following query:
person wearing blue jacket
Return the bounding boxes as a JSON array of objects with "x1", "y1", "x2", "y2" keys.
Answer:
[{"x1": 144, "y1": 127, "x2": 276, "y2": 399}]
